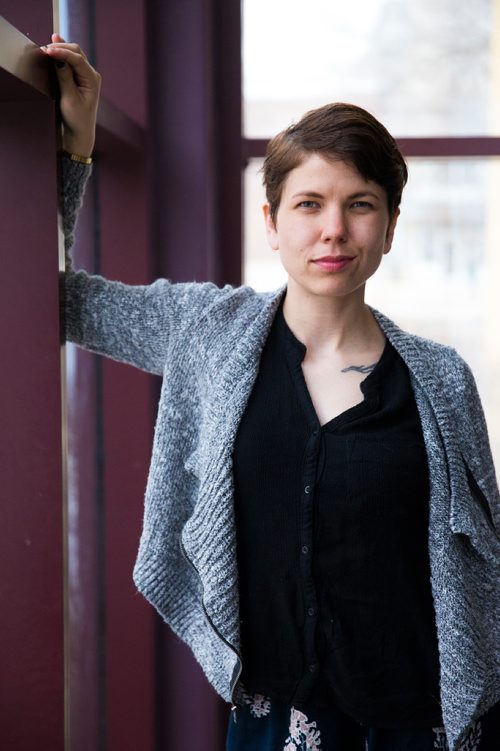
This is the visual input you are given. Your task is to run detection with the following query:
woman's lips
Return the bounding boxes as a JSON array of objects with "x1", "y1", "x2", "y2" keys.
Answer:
[{"x1": 312, "y1": 256, "x2": 354, "y2": 271}]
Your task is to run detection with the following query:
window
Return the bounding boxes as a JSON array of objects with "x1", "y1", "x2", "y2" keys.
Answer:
[{"x1": 243, "y1": 0, "x2": 500, "y2": 465}]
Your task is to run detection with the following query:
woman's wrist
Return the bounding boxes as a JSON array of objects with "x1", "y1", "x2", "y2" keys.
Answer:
[{"x1": 62, "y1": 133, "x2": 95, "y2": 159}]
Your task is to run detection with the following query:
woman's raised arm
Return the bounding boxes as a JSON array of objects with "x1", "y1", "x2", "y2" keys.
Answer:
[{"x1": 40, "y1": 36, "x2": 221, "y2": 376}]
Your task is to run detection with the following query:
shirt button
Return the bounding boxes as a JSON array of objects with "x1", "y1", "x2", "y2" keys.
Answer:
[
  {"x1": 307, "y1": 607, "x2": 315, "y2": 617},
  {"x1": 301, "y1": 545, "x2": 309, "y2": 555},
  {"x1": 308, "y1": 663, "x2": 317, "y2": 673},
  {"x1": 304, "y1": 485, "x2": 312, "y2": 494}
]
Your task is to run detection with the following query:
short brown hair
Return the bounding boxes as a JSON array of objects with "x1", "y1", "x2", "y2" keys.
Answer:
[{"x1": 262, "y1": 103, "x2": 408, "y2": 224}]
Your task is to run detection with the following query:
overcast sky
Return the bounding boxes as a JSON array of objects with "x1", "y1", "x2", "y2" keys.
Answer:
[{"x1": 243, "y1": 0, "x2": 381, "y2": 100}]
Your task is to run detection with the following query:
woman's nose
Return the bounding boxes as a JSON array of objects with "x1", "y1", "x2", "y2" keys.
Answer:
[{"x1": 320, "y1": 207, "x2": 347, "y2": 243}]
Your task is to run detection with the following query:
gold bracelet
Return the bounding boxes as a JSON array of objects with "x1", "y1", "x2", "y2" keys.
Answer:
[{"x1": 63, "y1": 151, "x2": 93, "y2": 165}]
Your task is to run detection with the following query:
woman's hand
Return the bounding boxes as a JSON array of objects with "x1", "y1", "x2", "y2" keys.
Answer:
[{"x1": 41, "y1": 34, "x2": 101, "y2": 157}]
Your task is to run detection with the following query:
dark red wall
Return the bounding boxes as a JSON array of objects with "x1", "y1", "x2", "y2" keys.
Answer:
[
  {"x1": 0, "y1": 85, "x2": 65, "y2": 751},
  {"x1": 1, "y1": 1, "x2": 242, "y2": 748}
]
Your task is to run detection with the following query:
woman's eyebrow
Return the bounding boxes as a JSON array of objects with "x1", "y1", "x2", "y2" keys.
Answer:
[
  {"x1": 348, "y1": 191, "x2": 382, "y2": 201},
  {"x1": 289, "y1": 189, "x2": 382, "y2": 200},
  {"x1": 290, "y1": 191, "x2": 325, "y2": 199}
]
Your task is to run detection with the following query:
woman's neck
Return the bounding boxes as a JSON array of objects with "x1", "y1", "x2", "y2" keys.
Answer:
[{"x1": 282, "y1": 286, "x2": 384, "y2": 356}]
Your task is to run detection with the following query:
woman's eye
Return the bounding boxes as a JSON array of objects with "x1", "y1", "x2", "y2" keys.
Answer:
[
  {"x1": 351, "y1": 200, "x2": 373, "y2": 209},
  {"x1": 297, "y1": 200, "x2": 319, "y2": 209}
]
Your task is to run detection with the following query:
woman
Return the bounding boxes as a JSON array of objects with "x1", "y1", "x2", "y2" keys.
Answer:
[{"x1": 42, "y1": 37, "x2": 499, "y2": 751}]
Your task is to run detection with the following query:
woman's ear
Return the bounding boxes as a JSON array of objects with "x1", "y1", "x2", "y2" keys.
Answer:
[
  {"x1": 384, "y1": 208, "x2": 400, "y2": 255},
  {"x1": 263, "y1": 204, "x2": 279, "y2": 251}
]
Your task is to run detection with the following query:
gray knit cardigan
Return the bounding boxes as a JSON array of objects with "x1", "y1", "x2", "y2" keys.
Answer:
[{"x1": 61, "y1": 159, "x2": 499, "y2": 750}]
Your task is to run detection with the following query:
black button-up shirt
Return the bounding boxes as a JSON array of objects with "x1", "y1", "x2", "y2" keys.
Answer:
[{"x1": 233, "y1": 304, "x2": 443, "y2": 727}]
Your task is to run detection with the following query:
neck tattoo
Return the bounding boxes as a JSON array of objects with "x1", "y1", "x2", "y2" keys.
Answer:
[{"x1": 341, "y1": 363, "x2": 377, "y2": 375}]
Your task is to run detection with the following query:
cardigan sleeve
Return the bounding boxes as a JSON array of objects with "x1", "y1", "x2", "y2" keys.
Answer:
[
  {"x1": 453, "y1": 356, "x2": 500, "y2": 533},
  {"x1": 59, "y1": 155, "x2": 93, "y2": 266},
  {"x1": 59, "y1": 155, "x2": 223, "y2": 375}
]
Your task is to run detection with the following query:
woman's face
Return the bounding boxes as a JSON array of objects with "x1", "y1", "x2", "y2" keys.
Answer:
[{"x1": 263, "y1": 154, "x2": 399, "y2": 305}]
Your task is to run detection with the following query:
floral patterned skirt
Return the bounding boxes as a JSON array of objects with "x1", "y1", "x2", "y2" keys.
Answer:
[{"x1": 226, "y1": 691, "x2": 497, "y2": 751}]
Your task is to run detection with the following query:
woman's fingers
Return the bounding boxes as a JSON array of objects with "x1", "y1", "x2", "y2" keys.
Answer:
[
  {"x1": 41, "y1": 38, "x2": 98, "y2": 95},
  {"x1": 42, "y1": 44, "x2": 101, "y2": 101},
  {"x1": 43, "y1": 47, "x2": 97, "y2": 86},
  {"x1": 44, "y1": 42, "x2": 89, "y2": 60}
]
